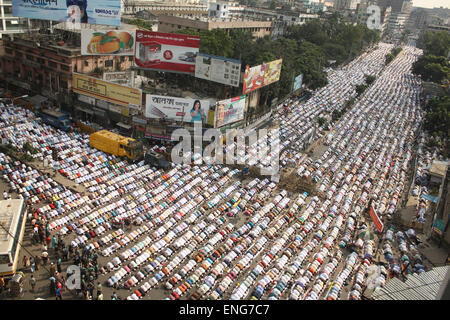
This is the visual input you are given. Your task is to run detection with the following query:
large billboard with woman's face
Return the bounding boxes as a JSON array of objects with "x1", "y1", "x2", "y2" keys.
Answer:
[
  {"x1": 12, "y1": 0, "x2": 121, "y2": 26},
  {"x1": 145, "y1": 95, "x2": 210, "y2": 123}
]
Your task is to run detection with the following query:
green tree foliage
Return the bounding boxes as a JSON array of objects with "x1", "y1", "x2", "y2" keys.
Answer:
[
  {"x1": 413, "y1": 55, "x2": 450, "y2": 83},
  {"x1": 420, "y1": 31, "x2": 450, "y2": 57},
  {"x1": 127, "y1": 19, "x2": 153, "y2": 30},
  {"x1": 423, "y1": 96, "x2": 450, "y2": 157}
]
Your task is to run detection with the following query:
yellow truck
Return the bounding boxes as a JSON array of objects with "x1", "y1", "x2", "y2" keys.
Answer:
[{"x1": 89, "y1": 130, "x2": 144, "y2": 161}]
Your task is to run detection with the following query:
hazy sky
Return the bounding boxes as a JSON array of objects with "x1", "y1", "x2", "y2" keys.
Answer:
[{"x1": 412, "y1": 0, "x2": 449, "y2": 9}]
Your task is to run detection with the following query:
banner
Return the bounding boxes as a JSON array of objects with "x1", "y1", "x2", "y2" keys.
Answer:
[
  {"x1": 135, "y1": 31, "x2": 200, "y2": 74},
  {"x1": 72, "y1": 73, "x2": 142, "y2": 108},
  {"x1": 12, "y1": 0, "x2": 121, "y2": 26},
  {"x1": 432, "y1": 219, "x2": 444, "y2": 236},
  {"x1": 145, "y1": 94, "x2": 210, "y2": 123},
  {"x1": 195, "y1": 53, "x2": 241, "y2": 87},
  {"x1": 293, "y1": 74, "x2": 303, "y2": 92},
  {"x1": 82, "y1": 30, "x2": 135, "y2": 55},
  {"x1": 103, "y1": 71, "x2": 135, "y2": 87},
  {"x1": 215, "y1": 96, "x2": 246, "y2": 128},
  {"x1": 369, "y1": 206, "x2": 384, "y2": 233},
  {"x1": 242, "y1": 58, "x2": 282, "y2": 95},
  {"x1": 263, "y1": 59, "x2": 282, "y2": 86}
]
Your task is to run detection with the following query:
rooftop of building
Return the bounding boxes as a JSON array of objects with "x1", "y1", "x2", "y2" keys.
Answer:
[
  {"x1": 430, "y1": 160, "x2": 449, "y2": 179},
  {"x1": 0, "y1": 199, "x2": 24, "y2": 249},
  {"x1": 371, "y1": 266, "x2": 450, "y2": 300}
]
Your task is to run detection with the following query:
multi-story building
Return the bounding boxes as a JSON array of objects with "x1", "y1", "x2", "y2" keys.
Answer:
[
  {"x1": 0, "y1": 26, "x2": 135, "y2": 103},
  {"x1": 0, "y1": 0, "x2": 39, "y2": 38},
  {"x1": 122, "y1": 0, "x2": 208, "y2": 17},
  {"x1": 158, "y1": 14, "x2": 273, "y2": 38}
]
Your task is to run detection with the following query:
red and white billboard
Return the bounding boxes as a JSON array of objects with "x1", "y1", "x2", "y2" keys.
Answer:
[
  {"x1": 369, "y1": 206, "x2": 384, "y2": 233},
  {"x1": 134, "y1": 31, "x2": 200, "y2": 74}
]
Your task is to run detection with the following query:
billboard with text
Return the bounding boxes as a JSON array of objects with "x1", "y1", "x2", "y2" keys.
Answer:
[
  {"x1": 12, "y1": 0, "x2": 121, "y2": 26},
  {"x1": 82, "y1": 30, "x2": 135, "y2": 55},
  {"x1": 195, "y1": 53, "x2": 241, "y2": 87},
  {"x1": 72, "y1": 73, "x2": 142, "y2": 108},
  {"x1": 135, "y1": 31, "x2": 200, "y2": 74},
  {"x1": 146, "y1": 95, "x2": 210, "y2": 123},
  {"x1": 242, "y1": 58, "x2": 282, "y2": 95},
  {"x1": 215, "y1": 96, "x2": 246, "y2": 128},
  {"x1": 293, "y1": 74, "x2": 303, "y2": 92}
]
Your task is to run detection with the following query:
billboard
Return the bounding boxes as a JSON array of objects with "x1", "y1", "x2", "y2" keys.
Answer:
[
  {"x1": 135, "y1": 31, "x2": 200, "y2": 74},
  {"x1": 215, "y1": 96, "x2": 246, "y2": 128},
  {"x1": 72, "y1": 73, "x2": 142, "y2": 108},
  {"x1": 263, "y1": 59, "x2": 282, "y2": 86},
  {"x1": 103, "y1": 71, "x2": 135, "y2": 87},
  {"x1": 12, "y1": 0, "x2": 121, "y2": 26},
  {"x1": 293, "y1": 74, "x2": 303, "y2": 92},
  {"x1": 145, "y1": 95, "x2": 210, "y2": 123},
  {"x1": 242, "y1": 58, "x2": 282, "y2": 95},
  {"x1": 82, "y1": 30, "x2": 135, "y2": 55},
  {"x1": 195, "y1": 53, "x2": 241, "y2": 87}
]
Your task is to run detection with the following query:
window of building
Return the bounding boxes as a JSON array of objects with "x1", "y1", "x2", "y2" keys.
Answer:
[
  {"x1": 61, "y1": 64, "x2": 70, "y2": 72},
  {"x1": 15, "y1": 51, "x2": 22, "y2": 57},
  {"x1": 105, "y1": 60, "x2": 113, "y2": 67},
  {"x1": 84, "y1": 60, "x2": 89, "y2": 67},
  {"x1": 5, "y1": 48, "x2": 13, "y2": 55},
  {"x1": 60, "y1": 80, "x2": 68, "y2": 89},
  {"x1": 120, "y1": 56, "x2": 125, "y2": 62},
  {"x1": 26, "y1": 54, "x2": 33, "y2": 61},
  {"x1": 48, "y1": 61, "x2": 57, "y2": 68},
  {"x1": 128, "y1": 56, "x2": 133, "y2": 61}
]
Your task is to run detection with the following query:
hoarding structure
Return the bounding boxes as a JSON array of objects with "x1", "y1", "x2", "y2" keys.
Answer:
[
  {"x1": 195, "y1": 53, "x2": 241, "y2": 87},
  {"x1": 72, "y1": 73, "x2": 142, "y2": 108},
  {"x1": 81, "y1": 30, "x2": 135, "y2": 55},
  {"x1": 135, "y1": 31, "x2": 200, "y2": 74},
  {"x1": 103, "y1": 71, "x2": 135, "y2": 87},
  {"x1": 12, "y1": 0, "x2": 121, "y2": 26},
  {"x1": 293, "y1": 74, "x2": 303, "y2": 92},
  {"x1": 146, "y1": 94, "x2": 210, "y2": 123},
  {"x1": 215, "y1": 96, "x2": 246, "y2": 128},
  {"x1": 242, "y1": 58, "x2": 283, "y2": 95},
  {"x1": 262, "y1": 59, "x2": 282, "y2": 86}
]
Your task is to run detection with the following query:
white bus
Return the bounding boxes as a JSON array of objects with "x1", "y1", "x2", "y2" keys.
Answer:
[{"x1": 0, "y1": 199, "x2": 27, "y2": 278}]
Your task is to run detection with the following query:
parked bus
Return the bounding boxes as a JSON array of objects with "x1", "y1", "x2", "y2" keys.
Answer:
[
  {"x1": 0, "y1": 199, "x2": 27, "y2": 278},
  {"x1": 39, "y1": 109, "x2": 72, "y2": 131}
]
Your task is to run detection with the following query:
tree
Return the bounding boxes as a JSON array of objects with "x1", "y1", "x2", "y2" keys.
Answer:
[{"x1": 413, "y1": 55, "x2": 450, "y2": 83}]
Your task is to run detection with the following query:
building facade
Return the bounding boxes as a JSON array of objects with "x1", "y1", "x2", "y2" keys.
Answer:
[
  {"x1": 158, "y1": 15, "x2": 273, "y2": 38},
  {"x1": 0, "y1": 32, "x2": 134, "y2": 103}
]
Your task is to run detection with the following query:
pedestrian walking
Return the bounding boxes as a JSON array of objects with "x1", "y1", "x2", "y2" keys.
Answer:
[
  {"x1": 50, "y1": 262, "x2": 56, "y2": 277},
  {"x1": 23, "y1": 256, "x2": 29, "y2": 269},
  {"x1": 56, "y1": 287, "x2": 62, "y2": 300},
  {"x1": 35, "y1": 255, "x2": 41, "y2": 271},
  {"x1": 0, "y1": 276, "x2": 5, "y2": 294},
  {"x1": 42, "y1": 250, "x2": 48, "y2": 265},
  {"x1": 3, "y1": 191, "x2": 8, "y2": 200},
  {"x1": 57, "y1": 257, "x2": 62, "y2": 273},
  {"x1": 51, "y1": 235, "x2": 56, "y2": 251},
  {"x1": 29, "y1": 275, "x2": 36, "y2": 292}
]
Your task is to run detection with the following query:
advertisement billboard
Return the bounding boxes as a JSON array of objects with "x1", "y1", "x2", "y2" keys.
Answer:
[
  {"x1": 293, "y1": 74, "x2": 303, "y2": 92},
  {"x1": 12, "y1": 0, "x2": 121, "y2": 26},
  {"x1": 103, "y1": 71, "x2": 135, "y2": 87},
  {"x1": 145, "y1": 95, "x2": 210, "y2": 123},
  {"x1": 195, "y1": 53, "x2": 241, "y2": 87},
  {"x1": 81, "y1": 30, "x2": 135, "y2": 55},
  {"x1": 215, "y1": 96, "x2": 246, "y2": 128},
  {"x1": 72, "y1": 73, "x2": 142, "y2": 108},
  {"x1": 263, "y1": 59, "x2": 282, "y2": 86},
  {"x1": 242, "y1": 64, "x2": 264, "y2": 95},
  {"x1": 135, "y1": 31, "x2": 200, "y2": 74},
  {"x1": 242, "y1": 59, "x2": 282, "y2": 95}
]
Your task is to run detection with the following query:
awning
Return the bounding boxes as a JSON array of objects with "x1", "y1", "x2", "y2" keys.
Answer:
[
  {"x1": 116, "y1": 122, "x2": 132, "y2": 130},
  {"x1": 28, "y1": 95, "x2": 47, "y2": 106},
  {"x1": 76, "y1": 106, "x2": 94, "y2": 115}
]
